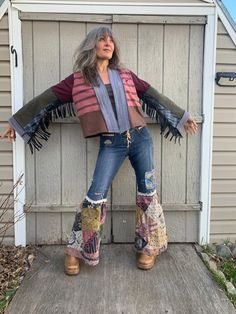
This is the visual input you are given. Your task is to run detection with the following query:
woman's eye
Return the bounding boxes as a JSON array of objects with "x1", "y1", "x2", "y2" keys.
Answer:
[{"x1": 99, "y1": 36, "x2": 113, "y2": 42}]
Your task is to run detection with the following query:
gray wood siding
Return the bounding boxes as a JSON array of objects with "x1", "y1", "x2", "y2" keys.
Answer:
[
  {"x1": 210, "y1": 18, "x2": 236, "y2": 243},
  {"x1": 21, "y1": 15, "x2": 203, "y2": 245},
  {"x1": 0, "y1": 13, "x2": 14, "y2": 245}
]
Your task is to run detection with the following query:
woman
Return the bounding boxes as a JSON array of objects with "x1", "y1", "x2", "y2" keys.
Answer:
[{"x1": 0, "y1": 26, "x2": 198, "y2": 275}]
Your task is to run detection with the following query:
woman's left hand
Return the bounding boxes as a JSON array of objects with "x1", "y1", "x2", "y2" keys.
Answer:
[{"x1": 183, "y1": 116, "x2": 198, "y2": 135}]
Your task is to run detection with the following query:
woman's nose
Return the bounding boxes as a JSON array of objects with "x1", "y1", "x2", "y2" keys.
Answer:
[{"x1": 104, "y1": 37, "x2": 112, "y2": 45}]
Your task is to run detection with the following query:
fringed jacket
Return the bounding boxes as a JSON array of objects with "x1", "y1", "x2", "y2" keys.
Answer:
[{"x1": 8, "y1": 68, "x2": 190, "y2": 154}]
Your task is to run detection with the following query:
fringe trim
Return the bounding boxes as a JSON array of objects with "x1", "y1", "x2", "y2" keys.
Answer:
[
  {"x1": 140, "y1": 96, "x2": 183, "y2": 145},
  {"x1": 27, "y1": 101, "x2": 76, "y2": 154}
]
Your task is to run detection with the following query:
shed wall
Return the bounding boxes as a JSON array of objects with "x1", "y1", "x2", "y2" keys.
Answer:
[
  {"x1": 2, "y1": 6, "x2": 236, "y2": 246},
  {"x1": 0, "y1": 13, "x2": 14, "y2": 245},
  {"x1": 210, "y1": 18, "x2": 236, "y2": 243}
]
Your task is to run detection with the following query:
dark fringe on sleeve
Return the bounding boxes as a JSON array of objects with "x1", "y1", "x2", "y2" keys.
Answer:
[
  {"x1": 139, "y1": 92, "x2": 183, "y2": 145},
  {"x1": 25, "y1": 101, "x2": 77, "y2": 154}
]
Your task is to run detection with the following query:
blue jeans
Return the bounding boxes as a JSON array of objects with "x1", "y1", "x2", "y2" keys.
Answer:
[
  {"x1": 86, "y1": 126, "x2": 156, "y2": 202},
  {"x1": 65, "y1": 126, "x2": 168, "y2": 265}
]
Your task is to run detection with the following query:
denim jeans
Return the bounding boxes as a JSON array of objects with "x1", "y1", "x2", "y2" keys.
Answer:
[
  {"x1": 65, "y1": 126, "x2": 168, "y2": 265},
  {"x1": 86, "y1": 126, "x2": 156, "y2": 202}
]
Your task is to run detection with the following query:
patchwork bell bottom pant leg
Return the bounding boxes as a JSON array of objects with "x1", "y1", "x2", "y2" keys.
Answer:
[{"x1": 64, "y1": 126, "x2": 168, "y2": 266}]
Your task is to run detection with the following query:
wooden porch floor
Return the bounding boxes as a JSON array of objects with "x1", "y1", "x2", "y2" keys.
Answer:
[{"x1": 5, "y1": 244, "x2": 236, "y2": 314}]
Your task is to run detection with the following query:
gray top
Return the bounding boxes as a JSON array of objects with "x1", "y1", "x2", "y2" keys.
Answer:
[{"x1": 105, "y1": 83, "x2": 118, "y2": 120}]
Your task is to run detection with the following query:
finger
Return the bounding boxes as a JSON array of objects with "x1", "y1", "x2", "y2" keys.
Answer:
[
  {"x1": 193, "y1": 122, "x2": 198, "y2": 129},
  {"x1": 190, "y1": 121, "x2": 198, "y2": 132},
  {"x1": 191, "y1": 126, "x2": 197, "y2": 134}
]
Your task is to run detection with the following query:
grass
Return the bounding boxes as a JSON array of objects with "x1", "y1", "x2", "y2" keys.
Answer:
[
  {"x1": 200, "y1": 241, "x2": 236, "y2": 308},
  {"x1": 0, "y1": 282, "x2": 19, "y2": 314}
]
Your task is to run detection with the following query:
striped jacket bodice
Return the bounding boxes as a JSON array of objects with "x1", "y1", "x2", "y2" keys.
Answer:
[{"x1": 72, "y1": 68, "x2": 146, "y2": 137}]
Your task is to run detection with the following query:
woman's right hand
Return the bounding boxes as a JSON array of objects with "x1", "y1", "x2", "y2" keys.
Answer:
[{"x1": 0, "y1": 123, "x2": 16, "y2": 142}]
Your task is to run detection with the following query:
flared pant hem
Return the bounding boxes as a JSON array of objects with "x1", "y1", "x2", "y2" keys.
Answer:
[
  {"x1": 65, "y1": 191, "x2": 168, "y2": 266},
  {"x1": 133, "y1": 242, "x2": 168, "y2": 257},
  {"x1": 64, "y1": 246, "x2": 100, "y2": 266}
]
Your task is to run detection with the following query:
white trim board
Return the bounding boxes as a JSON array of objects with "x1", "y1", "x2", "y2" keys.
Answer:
[
  {"x1": 11, "y1": 0, "x2": 215, "y2": 5},
  {"x1": 8, "y1": 3, "x2": 26, "y2": 247},
  {"x1": 198, "y1": 10, "x2": 217, "y2": 245},
  {"x1": 12, "y1": 3, "x2": 215, "y2": 15},
  {"x1": 8, "y1": 2, "x2": 216, "y2": 246}
]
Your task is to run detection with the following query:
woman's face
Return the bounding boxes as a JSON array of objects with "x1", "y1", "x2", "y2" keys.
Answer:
[{"x1": 95, "y1": 33, "x2": 114, "y2": 61}]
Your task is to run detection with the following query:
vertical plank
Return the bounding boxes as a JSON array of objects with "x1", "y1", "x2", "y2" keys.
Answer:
[
  {"x1": 187, "y1": 25, "x2": 203, "y2": 203},
  {"x1": 112, "y1": 211, "x2": 135, "y2": 242},
  {"x1": 138, "y1": 24, "x2": 163, "y2": 200},
  {"x1": 185, "y1": 211, "x2": 198, "y2": 242},
  {"x1": 26, "y1": 213, "x2": 36, "y2": 244},
  {"x1": 33, "y1": 21, "x2": 61, "y2": 204},
  {"x1": 112, "y1": 23, "x2": 137, "y2": 71},
  {"x1": 33, "y1": 21, "x2": 60, "y2": 91},
  {"x1": 112, "y1": 158, "x2": 136, "y2": 206},
  {"x1": 86, "y1": 22, "x2": 111, "y2": 33},
  {"x1": 61, "y1": 124, "x2": 86, "y2": 204},
  {"x1": 165, "y1": 212, "x2": 186, "y2": 242},
  {"x1": 62, "y1": 212, "x2": 76, "y2": 244},
  {"x1": 60, "y1": 22, "x2": 86, "y2": 79},
  {"x1": 36, "y1": 212, "x2": 61, "y2": 244},
  {"x1": 162, "y1": 25, "x2": 189, "y2": 203},
  {"x1": 138, "y1": 24, "x2": 163, "y2": 88},
  {"x1": 22, "y1": 21, "x2": 36, "y2": 205},
  {"x1": 35, "y1": 124, "x2": 61, "y2": 204}
]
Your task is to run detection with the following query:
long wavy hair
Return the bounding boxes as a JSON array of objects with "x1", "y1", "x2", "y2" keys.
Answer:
[{"x1": 73, "y1": 26, "x2": 124, "y2": 86}]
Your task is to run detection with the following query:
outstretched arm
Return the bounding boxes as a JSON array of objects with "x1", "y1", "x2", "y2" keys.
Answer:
[
  {"x1": 145, "y1": 85, "x2": 198, "y2": 135},
  {"x1": 0, "y1": 74, "x2": 75, "y2": 154},
  {"x1": 129, "y1": 70, "x2": 198, "y2": 141}
]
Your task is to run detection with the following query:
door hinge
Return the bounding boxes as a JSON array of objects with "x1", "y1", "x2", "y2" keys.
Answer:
[
  {"x1": 199, "y1": 201, "x2": 203, "y2": 211},
  {"x1": 202, "y1": 114, "x2": 205, "y2": 124}
]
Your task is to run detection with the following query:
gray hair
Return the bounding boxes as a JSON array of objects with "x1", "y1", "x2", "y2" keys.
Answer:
[{"x1": 73, "y1": 26, "x2": 123, "y2": 86}]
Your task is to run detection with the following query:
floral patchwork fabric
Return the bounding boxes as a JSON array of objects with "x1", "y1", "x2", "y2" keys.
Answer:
[
  {"x1": 65, "y1": 191, "x2": 168, "y2": 266},
  {"x1": 65, "y1": 199, "x2": 107, "y2": 266},
  {"x1": 135, "y1": 192, "x2": 168, "y2": 256}
]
